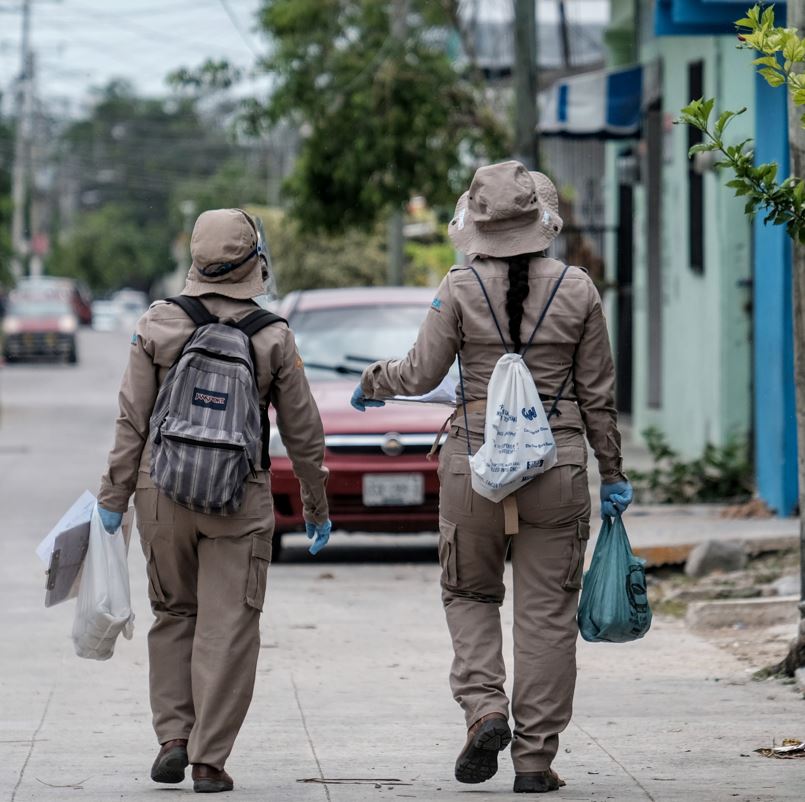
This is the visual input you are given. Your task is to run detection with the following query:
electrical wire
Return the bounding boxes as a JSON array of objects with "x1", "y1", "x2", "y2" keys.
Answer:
[{"x1": 217, "y1": 0, "x2": 260, "y2": 56}]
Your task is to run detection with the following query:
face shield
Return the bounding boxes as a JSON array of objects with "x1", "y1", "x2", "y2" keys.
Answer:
[{"x1": 251, "y1": 214, "x2": 279, "y2": 308}]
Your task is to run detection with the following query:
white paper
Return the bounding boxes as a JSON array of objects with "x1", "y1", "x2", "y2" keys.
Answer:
[
  {"x1": 36, "y1": 490, "x2": 97, "y2": 566},
  {"x1": 389, "y1": 375, "x2": 457, "y2": 406}
]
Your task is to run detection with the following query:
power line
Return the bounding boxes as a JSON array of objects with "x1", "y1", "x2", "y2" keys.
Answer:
[{"x1": 217, "y1": 0, "x2": 260, "y2": 56}]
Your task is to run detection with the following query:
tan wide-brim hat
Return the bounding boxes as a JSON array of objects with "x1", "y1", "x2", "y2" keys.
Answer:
[
  {"x1": 183, "y1": 208, "x2": 266, "y2": 300},
  {"x1": 448, "y1": 161, "x2": 563, "y2": 258}
]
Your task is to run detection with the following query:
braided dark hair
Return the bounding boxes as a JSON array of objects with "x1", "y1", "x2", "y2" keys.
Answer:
[{"x1": 505, "y1": 254, "x2": 536, "y2": 352}]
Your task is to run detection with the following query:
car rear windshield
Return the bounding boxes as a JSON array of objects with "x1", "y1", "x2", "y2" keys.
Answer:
[
  {"x1": 8, "y1": 300, "x2": 72, "y2": 318},
  {"x1": 291, "y1": 304, "x2": 428, "y2": 382}
]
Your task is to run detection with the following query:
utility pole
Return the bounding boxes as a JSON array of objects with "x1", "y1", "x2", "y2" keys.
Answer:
[
  {"x1": 387, "y1": 0, "x2": 408, "y2": 286},
  {"x1": 11, "y1": 0, "x2": 34, "y2": 281},
  {"x1": 558, "y1": 0, "x2": 571, "y2": 70},
  {"x1": 513, "y1": 0, "x2": 539, "y2": 170}
]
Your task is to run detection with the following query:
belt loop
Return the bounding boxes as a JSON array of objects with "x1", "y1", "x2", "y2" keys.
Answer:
[{"x1": 503, "y1": 495, "x2": 519, "y2": 535}]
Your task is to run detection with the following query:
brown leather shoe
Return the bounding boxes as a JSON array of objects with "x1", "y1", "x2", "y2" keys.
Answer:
[
  {"x1": 150, "y1": 739, "x2": 189, "y2": 784},
  {"x1": 513, "y1": 769, "x2": 566, "y2": 793},
  {"x1": 192, "y1": 764, "x2": 234, "y2": 793},
  {"x1": 454, "y1": 712, "x2": 512, "y2": 784}
]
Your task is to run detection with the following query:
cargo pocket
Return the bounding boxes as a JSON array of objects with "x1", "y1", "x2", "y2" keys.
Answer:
[
  {"x1": 438, "y1": 517, "x2": 459, "y2": 587},
  {"x1": 245, "y1": 535, "x2": 272, "y2": 611},
  {"x1": 562, "y1": 519, "x2": 590, "y2": 591},
  {"x1": 440, "y1": 453, "x2": 473, "y2": 519},
  {"x1": 141, "y1": 540, "x2": 167, "y2": 604}
]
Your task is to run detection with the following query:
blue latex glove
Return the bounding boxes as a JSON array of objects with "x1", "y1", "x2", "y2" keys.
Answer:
[
  {"x1": 350, "y1": 384, "x2": 385, "y2": 412},
  {"x1": 98, "y1": 505, "x2": 123, "y2": 534},
  {"x1": 600, "y1": 481, "x2": 634, "y2": 519},
  {"x1": 305, "y1": 519, "x2": 333, "y2": 555}
]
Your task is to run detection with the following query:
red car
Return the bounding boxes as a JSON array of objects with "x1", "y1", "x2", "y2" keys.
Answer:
[
  {"x1": 2, "y1": 289, "x2": 79, "y2": 364},
  {"x1": 269, "y1": 287, "x2": 454, "y2": 554}
]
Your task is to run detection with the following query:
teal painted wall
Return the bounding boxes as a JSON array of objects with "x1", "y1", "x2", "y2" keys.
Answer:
[{"x1": 626, "y1": 36, "x2": 754, "y2": 457}]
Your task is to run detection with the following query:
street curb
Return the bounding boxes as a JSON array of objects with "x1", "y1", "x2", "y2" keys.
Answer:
[
  {"x1": 633, "y1": 535, "x2": 799, "y2": 569},
  {"x1": 686, "y1": 595, "x2": 800, "y2": 631}
]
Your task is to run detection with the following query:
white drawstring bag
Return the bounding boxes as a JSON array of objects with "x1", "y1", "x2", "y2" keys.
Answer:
[
  {"x1": 469, "y1": 352, "x2": 558, "y2": 502},
  {"x1": 72, "y1": 504, "x2": 135, "y2": 660},
  {"x1": 458, "y1": 264, "x2": 572, "y2": 503}
]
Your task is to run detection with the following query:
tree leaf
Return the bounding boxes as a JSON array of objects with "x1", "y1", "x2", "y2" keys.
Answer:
[
  {"x1": 689, "y1": 142, "x2": 717, "y2": 157},
  {"x1": 760, "y1": 68, "x2": 786, "y2": 88}
]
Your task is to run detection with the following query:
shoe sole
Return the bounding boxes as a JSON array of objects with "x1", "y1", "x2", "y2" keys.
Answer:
[
  {"x1": 455, "y1": 718, "x2": 512, "y2": 784},
  {"x1": 193, "y1": 780, "x2": 234, "y2": 793},
  {"x1": 151, "y1": 747, "x2": 189, "y2": 784}
]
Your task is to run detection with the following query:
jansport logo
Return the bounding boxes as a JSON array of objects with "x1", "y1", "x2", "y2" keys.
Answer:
[{"x1": 192, "y1": 388, "x2": 229, "y2": 411}]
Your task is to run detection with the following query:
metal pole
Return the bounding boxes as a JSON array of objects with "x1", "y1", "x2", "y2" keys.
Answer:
[
  {"x1": 10, "y1": 0, "x2": 32, "y2": 281},
  {"x1": 513, "y1": 0, "x2": 539, "y2": 170},
  {"x1": 387, "y1": 0, "x2": 408, "y2": 286},
  {"x1": 558, "y1": 0, "x2": 571, "y2": 70}
]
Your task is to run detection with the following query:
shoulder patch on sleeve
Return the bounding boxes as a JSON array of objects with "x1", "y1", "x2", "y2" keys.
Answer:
[
  {"x1": 130, "y1": 332, "x2": 138, "y2": 346},
  {"x1": 431, "y1": 297, "x2": 443, "y2": 311}
]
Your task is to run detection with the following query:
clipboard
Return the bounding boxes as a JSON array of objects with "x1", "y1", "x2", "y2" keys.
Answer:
[{"x1": 44, "y1": 510, "x2": 132, "y2": 608}]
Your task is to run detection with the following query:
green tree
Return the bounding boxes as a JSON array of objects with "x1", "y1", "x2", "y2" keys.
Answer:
[
  {"x1": 49, "y1": 81, "x2": 257, "y2": 294},
  {"x1": 49, "y1": 204, "x2": 168, "y2": 294},
  {"x1": 678, "y1": 3, "x2": 805, "y2": 674},
  {"x1": 183, "y1": 1, "x2": 507, "y2": 233}
]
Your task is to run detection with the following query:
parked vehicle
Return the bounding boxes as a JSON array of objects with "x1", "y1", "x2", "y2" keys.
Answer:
[
  {"x1": 111, "y1": 288, "x2": 150, "y2": 327},
  {"x1": 15, "y1": 276, "x2": 92, "y2": 326},
  {"x1": 270, "y1": 287, "x2": 452, "y2": 555},
  {"x1": 2, "y1": 291, "x2": 79, "y2": 363},
  {"x1": 91, "y1": 300, "x2": 123, "y2": 332}
]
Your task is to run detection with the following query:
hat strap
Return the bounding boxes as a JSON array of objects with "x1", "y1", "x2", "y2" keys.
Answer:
[{"x1": 198, "y1": 246, "x2": 258, "y2": 278}]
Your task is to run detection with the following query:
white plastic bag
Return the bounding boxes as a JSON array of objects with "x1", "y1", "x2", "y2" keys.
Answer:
[
  {"x1": 72, "y1": 504, "x2": 135, "y2": 660},
  {"x1": 469, "y1": 353, "x2": 557, "y2": 502}
]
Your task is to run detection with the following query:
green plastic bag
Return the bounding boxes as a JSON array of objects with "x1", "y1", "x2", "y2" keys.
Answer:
[{"x1": 578, "y1": 515, "x2": 652, "y2": 643}]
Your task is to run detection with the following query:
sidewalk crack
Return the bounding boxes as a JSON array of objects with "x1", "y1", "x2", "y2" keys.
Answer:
[
  {"x1": 10, "y1": 688, "x2": 55, "y2": 802},
  {"x1": 571, "y1": 721, "x2": 656, "y2": 802},
  {"x1": 291, "y1": 673, "x2": 331, "y2": 802}
]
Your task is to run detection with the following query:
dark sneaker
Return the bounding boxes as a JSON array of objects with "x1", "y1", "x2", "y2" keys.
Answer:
[
  {"x1": 513, "y1": 769, "x2": 566, "y2": 793},
  {"x1": 150, "y1": 739, "x2": 189, "y2": 784},
  {"x1": 192, "y1": 764, "x2": 234, "y2": 793},
  {"x1": 454, "y1": 712, "x2": 512, "y2": 784}
]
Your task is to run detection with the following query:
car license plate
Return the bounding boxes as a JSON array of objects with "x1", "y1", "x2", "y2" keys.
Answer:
[{"x1": 362, "y1": 473, "x2": 424, "y2": 507}]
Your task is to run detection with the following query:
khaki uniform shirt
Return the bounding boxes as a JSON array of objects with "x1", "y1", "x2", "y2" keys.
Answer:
[
  {"x1": 98, "y1": 295, "x2": 329, "y2": 522},
  {"x1": 360, "y1": 257, "x2": 626, "y2": 484}
]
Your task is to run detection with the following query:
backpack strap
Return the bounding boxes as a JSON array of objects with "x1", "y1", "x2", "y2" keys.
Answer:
[
  {"x1": 232, "y1": 309, "x2": 288, "y2": 471},
  {"x1": 233, "y1": 309, "x2": 287, "y2": 338},
  {"x1": 166, "y1": 295, "x2": 219, "y2": 327},
  {"x1": 467, "y1": 267, "x2": 510, "y2": 353},
  {"x1": 521, "y1": 265, "x2": 571, "y2": 355}
]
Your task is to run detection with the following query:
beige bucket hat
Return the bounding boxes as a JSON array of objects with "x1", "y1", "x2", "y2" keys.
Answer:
[
  {"x1": 448, "y1": 160, "x2": 563, "y2": 258},
  {"x1": 183, "y1": 208, "x2": 266, "y2": 299}
]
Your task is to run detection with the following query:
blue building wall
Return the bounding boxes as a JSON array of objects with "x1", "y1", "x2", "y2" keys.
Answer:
[{"x1": 753, "y1": 73, "x2": 798, "y2": 515}]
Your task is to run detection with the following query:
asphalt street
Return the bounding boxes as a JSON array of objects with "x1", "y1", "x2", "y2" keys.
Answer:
[{"x1": 1, "y1": 328, "x2": 803, "y2": 801}]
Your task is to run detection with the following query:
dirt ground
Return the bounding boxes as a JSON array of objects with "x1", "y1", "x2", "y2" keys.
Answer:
[{"x1": 649, "y1": 548, "x2": 803, "y2": 685}]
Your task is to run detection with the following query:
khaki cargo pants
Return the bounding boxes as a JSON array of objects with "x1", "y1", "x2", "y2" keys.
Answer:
[
  {"x1": 438, "y1": 432, "x2": 591, "y2": 773},
  {"x1": 134, "y1": 471, "x2": 273, "y2": 771}
]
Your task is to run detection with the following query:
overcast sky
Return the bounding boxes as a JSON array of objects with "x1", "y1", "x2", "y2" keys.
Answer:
[{"x1": 0, "y1": 0, "x2": 610, "y2": 115}]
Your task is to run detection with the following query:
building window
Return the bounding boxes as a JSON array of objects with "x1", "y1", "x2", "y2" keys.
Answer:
[{"x1": 687, "y1": 60, "x2": 705, "y2": 274}]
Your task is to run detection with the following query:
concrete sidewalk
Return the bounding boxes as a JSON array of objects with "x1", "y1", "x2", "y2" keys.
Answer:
[
  {"x1": 2, "y1": 334, "x2": 803, "y2": 801},
  {"x1": 3, "y1": 537, "x2": 804, "y2": 802}
]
